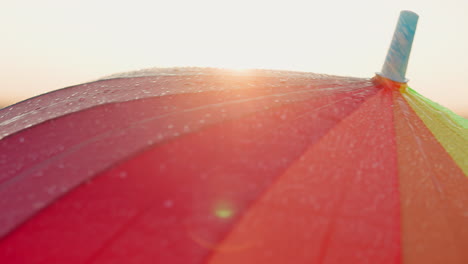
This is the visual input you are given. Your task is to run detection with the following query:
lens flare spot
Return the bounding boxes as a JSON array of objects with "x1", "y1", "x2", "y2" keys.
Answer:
[
  {"x1": 215, "y1": 208, "x2": 233, "y2": 219},
  {"x1": 214, "y1": 201, "x2": 235, "y2": 219}
]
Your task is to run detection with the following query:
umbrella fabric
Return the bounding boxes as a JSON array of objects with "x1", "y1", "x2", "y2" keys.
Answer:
[
  {"x1": 1, "y1": 10, "x2": 468, "y2": 264},
  {"x1": 0, "y1": 68, "x2": 467, "y2": 264}
]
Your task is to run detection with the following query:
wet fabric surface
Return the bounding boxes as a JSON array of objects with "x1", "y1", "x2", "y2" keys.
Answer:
[{"x1": 0, "y1": 68, "x2": 466, "y2": 264}]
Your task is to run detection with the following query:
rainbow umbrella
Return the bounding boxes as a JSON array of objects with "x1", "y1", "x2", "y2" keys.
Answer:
[{"x1": 0, "y1": 11, "x2": 467, "y2": 264}]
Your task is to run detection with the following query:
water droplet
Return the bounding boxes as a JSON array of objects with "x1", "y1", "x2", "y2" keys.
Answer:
[
  {"x1": 59, "y1": 186, "x2": 68, "y2": 193},
  {"x1": 119, "y1": 171, "x2": 128, "y2": 179},
  {"x1": 200, "y1": 173, "x2": 208, "y2": 180},
  {"x1": 45, "y1": 185, "x2": 57, "y2": 194},
  {"x1": 163, "y1": 200, "x2": 174, "y2": 208},
  {"x1": 19, "y1": 137, "x2": 25, "y2": 143},
  {"x1": 33, "y1": 171, "x2": 44, "y2": 177},
  {"x1": 32, "y1": 202, "x2": 45, "y2": 209}
]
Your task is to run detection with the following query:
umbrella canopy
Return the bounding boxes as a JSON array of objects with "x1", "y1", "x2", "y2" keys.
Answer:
[{"x1": 0, "y1": 10, "x2": 467, "y2": 264}]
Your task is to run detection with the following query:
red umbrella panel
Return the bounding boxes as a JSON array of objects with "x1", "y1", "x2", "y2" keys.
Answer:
[{"x1": 0, "y1": 10, "x2": 467, "y2": 264}]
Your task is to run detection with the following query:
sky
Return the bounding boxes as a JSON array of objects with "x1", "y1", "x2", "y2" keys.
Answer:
[{"x1": 1, "y1": 0, "x2": 467, "y2": 114}]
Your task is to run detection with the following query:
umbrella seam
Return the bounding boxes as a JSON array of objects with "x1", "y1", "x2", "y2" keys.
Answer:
[
  {"x1": 0, "y1": 83, "x2": 369, "y2": 187},
  {"x1": 395, "y1": 91, "x2": 467, "y2": 263},
  {"x1": 0, "y1": 79, "x2": 369, "y2": 140},
  {"x1": 201, "y1": 89, "x2": 385, "y2": 264},
  {"x1": 80, "y1": 88, "x2": 380, "y2": 264},
  {"x1": 24, "y1": 87, "x2": 380, "y2": 262},
  {"x1": 0, "y1": 84, "x2": 374, "y2": 240}
]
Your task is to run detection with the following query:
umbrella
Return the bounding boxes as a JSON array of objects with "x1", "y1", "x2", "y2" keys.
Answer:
[{"x1": 0, "y1": 10, "x2": 467, "y2": 264}]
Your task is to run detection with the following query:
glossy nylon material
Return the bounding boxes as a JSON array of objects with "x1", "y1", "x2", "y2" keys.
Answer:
[
  {"x1": 402, "y1": 88, "x2": 468, "y2": 175},
  {"x1": 0, "y1": 68, "x2": 360, "y2": 139},
  {"x1": 0, "y1": 71, "x2": 374, "y2": 239},
  {"x1": 406, "y1": 88, "x2": 468, "y2": 128},
  {"x1": 0, "y1": 69, "x2": 467, "y2": 264},
  {"x1": 208, "y1": 89, "x2": 400, "y2": 264},
  {"x1": 0, "y1": 73, "x2": 380, "y2": 263},
  {"x1": 393, "y1": 91, "x2": 468, "y2": 264}
]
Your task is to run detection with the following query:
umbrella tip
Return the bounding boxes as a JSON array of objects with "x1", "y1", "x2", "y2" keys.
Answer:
[{"x1": 377, "y1": 10, "x2": 419, "y2": 83}]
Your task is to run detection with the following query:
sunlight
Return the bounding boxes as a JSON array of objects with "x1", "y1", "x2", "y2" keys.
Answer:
[{"x1": 1, "y1": 0, "x2": 468, "y2": 111}]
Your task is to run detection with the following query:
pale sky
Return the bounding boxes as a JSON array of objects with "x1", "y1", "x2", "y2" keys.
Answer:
[{"x1": 1, "y1": 0, "x2": 467, "y2": 114}]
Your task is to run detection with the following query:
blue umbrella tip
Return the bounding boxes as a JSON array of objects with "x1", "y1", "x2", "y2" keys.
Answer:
[{"x1": 377, "y1": 11, "x2": 419, "y2": 83}]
